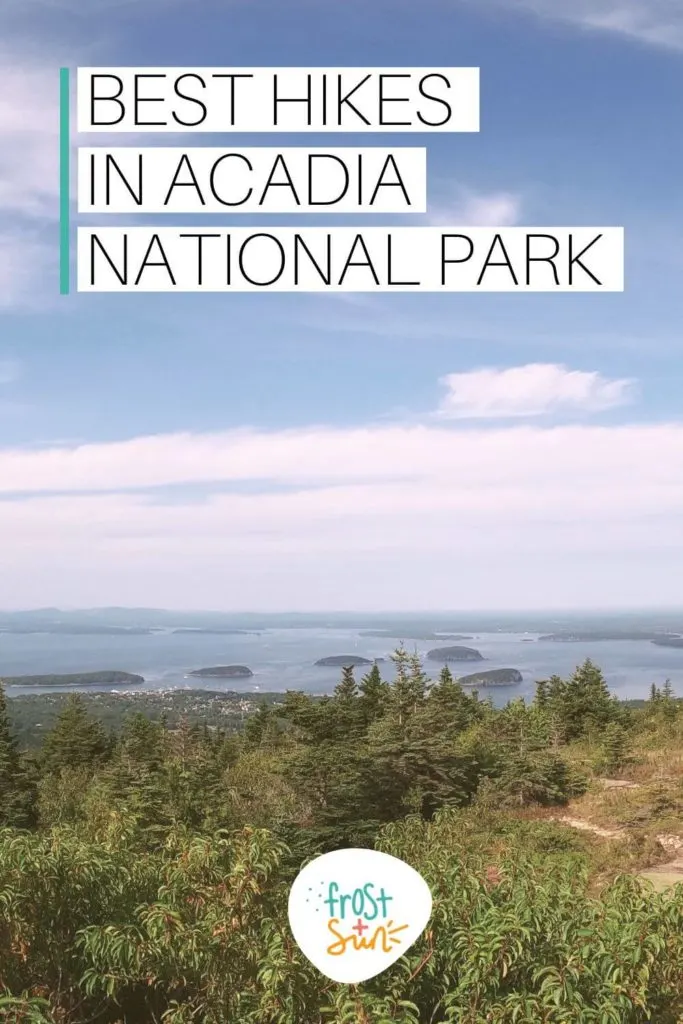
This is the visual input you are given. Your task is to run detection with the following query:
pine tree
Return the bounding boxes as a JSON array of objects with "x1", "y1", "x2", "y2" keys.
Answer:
[
  {"x1": 329, "y1": 666, "x2": 364, "y2": 740},
  {"x1": 660, "y1": 679, "x2": 678, "y2": 721},
  {"x1": 534, "y1": 679, "x2": 549, "y2": 709},
  {"x1": 244, "y1": 701, "x2": 272, "y2": 746},
  {"x1": 599, "y1": 722, "x2": 631, "y2": 774},
  {"x1": 334, "y1": 666, "x2": 358, "y2": 702},
  {"x1": 358, "y1": 664, "x2": 390, "y2": 726},
  {"x1": 425, "y1": 666, "x2": 479, "y2": 732},
  {"x1": 388, "y1": 647, "x2": 428, "y2": 731},
  {"x1": 41, "y1": 694, "x2": 110, "y2": 772},
  {"x1": 536, "y1": 675, "x2": 568, "y2": 748},
  {"x1": 564, "y1": 660, "x2": 617, "y2": 740},
  {"x1": 0, "y1": 681, "x2": 35, "y2": 827}
]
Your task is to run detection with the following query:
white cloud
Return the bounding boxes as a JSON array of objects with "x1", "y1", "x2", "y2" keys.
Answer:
[
  {"x1": 474, "y1": 0, "x2": 683, "y2": 51},
  {"x1": 0, "y1": 46, "x2": 63, "y2": 305},
  {"x1": 0, "y1": 417, "x2": 681, "y2": 608},
  {"x1": 0, "y1": 51, "x2": 59, "y2": 219},
  {"x1": 436, "y1": 363, "x2": 636, "y2": 419},
  {"x1": 427, "y1": 188, "x2": 521, "y2": 227}
]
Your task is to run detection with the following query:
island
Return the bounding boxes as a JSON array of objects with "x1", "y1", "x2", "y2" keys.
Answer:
[
  {"x1": 189, "y1": 665, "x2": 254, "y2": 678},
  {"x1": 0, "y1": 626, "x2": 153, "y2": 635},
  {"x1": 0, "y1": 671, "x2": 144, "y2": 687},
  {"x1": 539, "y1": 631, "x2": 680, "y2": 642},
  {"x1": 651, "y1": 638, "x2": 683, "y2": 649},
  {"x1": 315, "y1": 655, "x2": 373, "y2": 667},
  {"x1": 426, "y1": 646, "x2": 484, "y2": 663},
  {"x1": 172, "y1": 628, "x2": 259, "y2": 635},
  {"x1": 457, "y1": 668, "x2": 523, "y2": 687},
  {"x1": 358, "y1": 630, "x2": 472, "y2": 642}
]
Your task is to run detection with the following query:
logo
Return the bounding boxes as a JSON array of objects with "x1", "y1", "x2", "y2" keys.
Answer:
[{"x1": 288, "y1": 848, "x2": 432, "y2": 983}]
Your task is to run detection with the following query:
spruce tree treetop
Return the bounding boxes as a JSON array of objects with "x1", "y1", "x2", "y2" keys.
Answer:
[{"x1": 41, "y1": 694, "x2": 110, "y2": 771}]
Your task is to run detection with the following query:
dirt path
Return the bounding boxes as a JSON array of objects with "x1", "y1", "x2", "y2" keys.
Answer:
[
  {"x1": 552, "y1": 814, "x2": 683, "y2": 892},
  {"x1": 554, "y1": 816, "x2": 624, "y2": 840},
  {"x1": 637, "y1": 860, "x2": 683, "y2": 892}
]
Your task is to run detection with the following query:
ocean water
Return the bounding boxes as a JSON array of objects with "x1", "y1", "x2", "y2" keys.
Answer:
[{"x1": 1, "y1": 628, "x2": 683, "y2": 706}]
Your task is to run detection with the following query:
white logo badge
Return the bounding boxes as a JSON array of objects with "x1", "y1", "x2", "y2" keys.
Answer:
[{"x1": 288, "y1": 848, "x2": 432, "y2": 984}]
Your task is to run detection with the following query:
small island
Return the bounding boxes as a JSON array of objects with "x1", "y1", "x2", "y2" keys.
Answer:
[
  {"x1": 427, "y1": 646, "x2": 484, "y2": 663},
  {"x1": 315, "y1": 655, "x2": 373, "y2": 667},
  {"x1": 457, "y1": 668, "x2": 523, "y2": 687},
  {"x1": 189, "y1": 665, "x2": 254, "y2": 678},
  {"x1": 651, "y1": 638, "x2": 683, "y2": 649},
  {"x1": 0, "y1": 671, "x2": 144, "y2": 687}
]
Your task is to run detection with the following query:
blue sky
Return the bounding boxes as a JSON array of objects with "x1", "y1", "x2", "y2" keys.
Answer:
[{"x1": 0, "y1": 0, "x2": 681, "y2": 611}]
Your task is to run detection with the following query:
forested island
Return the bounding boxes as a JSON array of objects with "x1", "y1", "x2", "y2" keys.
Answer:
[
  {"x1": 652, "y1": 637, "x2": 683, "y2": 648},
  {"x1": 189, "y1": 665, "x2": 254, "y2": 678},
  {"x1": 427, "y1": 645, "x2": 484, "y2": 662},
  {"x1": 0, "y1": 670, "x2": 144, "y2": 687},
  {"x1": 457, "y1": 668, "x2": 523, "y2": 686},
  {"x1": 3, "y1": 652, "x2": 683, "y2": 1021},
  {"x1": 314, "y1": 654, "x2": 373, "y2": 667}
]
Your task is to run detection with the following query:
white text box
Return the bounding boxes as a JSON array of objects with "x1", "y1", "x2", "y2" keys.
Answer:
[
  {"x1": 77, "y1": 226, "x2": 624, "y2": 293},
  {"x1": 78, "y1": 147, "x2": 427, "y2": 213},
  {"x1": 76, "y1": 67, "x2": 480, "y2": 133}
]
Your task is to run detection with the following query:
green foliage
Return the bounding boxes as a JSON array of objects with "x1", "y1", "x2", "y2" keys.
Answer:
[
  {"x1": 0, "y1": 655, "x2": 680, "y2": 1021},
  {"x1": 0, "y1": 684, "x2": 35, "y2": 828}
]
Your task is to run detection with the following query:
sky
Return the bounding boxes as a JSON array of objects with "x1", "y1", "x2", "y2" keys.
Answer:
[{"x1": 0, "y1": 0, "x2": 682, "y2": 612}]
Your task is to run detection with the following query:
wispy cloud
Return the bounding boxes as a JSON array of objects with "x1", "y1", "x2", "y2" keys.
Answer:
[
  {"x1": 427, "y1": 188, "x2": 521, "y2": 227},
  {"x1": 0, "y1": 414, "x2": 681, "y2": 608},
  {"x1": 436, "y1": 363, "x2": 636, "y2": 419},
  {"x1": 472, "y1": 0, "x2": 683, "y2": 51}
]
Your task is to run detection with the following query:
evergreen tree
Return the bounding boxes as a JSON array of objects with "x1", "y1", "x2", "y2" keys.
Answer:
[
  {"x1": 358, "y1": 664, "x2": 390, "y2": 726},
  {"x1": 535, "y1": 675, "x2": 568, "y2": 748},
  {"x1": 424, "y1": 666, "x2": 479, "y2": 733},
  {"x1": 0, "y1": 682, "x2": 35, "y2": 827},
  {"x1": 387, "y1": 647, "x2": 428, "y2": 732},
  {"x1": 244, "y1": 701, "x2": 272, "y2": 746},
  {"x1": 334, "y1": 666, "x2": 358, "y2": 702},
  {"x1": 534, "y1": 679, "x2": 549, "y2": 710},
  {"x1": 40, "y1": 694, "x2": 110, "y2": 772},
  {"x1": 598, "y1": 722, "x2": 631, "y2": 774},
  {"x1": 563, "y1": 660, "x2": 617, "y2": 740}
]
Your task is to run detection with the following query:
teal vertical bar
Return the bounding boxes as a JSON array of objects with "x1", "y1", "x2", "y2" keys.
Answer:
[{"x1": 59, "y1": 67, "x2": 70, "y2": 295}]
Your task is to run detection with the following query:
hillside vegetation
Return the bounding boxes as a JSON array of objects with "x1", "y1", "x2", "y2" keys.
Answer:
[{"x1": 1, "y1": 652, "x2": 683, "y2": 1022}]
